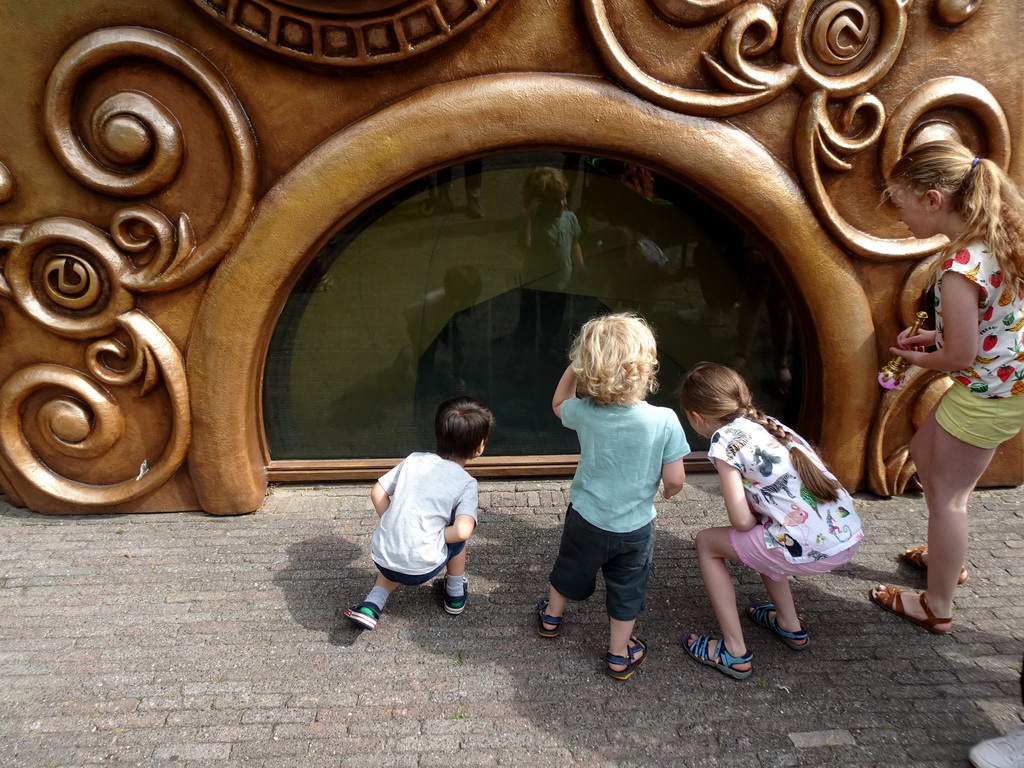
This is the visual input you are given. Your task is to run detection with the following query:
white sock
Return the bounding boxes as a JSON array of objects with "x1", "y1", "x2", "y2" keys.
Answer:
[
  {"x1": 446, "y1": 573, "x2": 465, "y2": 595},
  {"x1": 365, "y1": 586, "x2": 390, "y2": 611}
]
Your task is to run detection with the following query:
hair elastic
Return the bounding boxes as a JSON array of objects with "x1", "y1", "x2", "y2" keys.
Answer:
[{"x1": 972, "y1": 157, "x2": 981, "y2": 168}]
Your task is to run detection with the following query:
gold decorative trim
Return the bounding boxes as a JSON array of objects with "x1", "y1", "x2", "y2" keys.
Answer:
[
  {"x1": 586, "y1": 1, "x2": 798, "y2": 116},
  {"x1": 587, "y1": 0, "x2": 1008, "y2": 263},
  {"x1": 187, "y1": 0, "x2": 502, "y2": 66}
]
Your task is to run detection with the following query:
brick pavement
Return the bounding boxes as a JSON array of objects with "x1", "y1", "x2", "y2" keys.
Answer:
[{"x1": 0, "y1": 475, "x2": 1021, "y2": 767}]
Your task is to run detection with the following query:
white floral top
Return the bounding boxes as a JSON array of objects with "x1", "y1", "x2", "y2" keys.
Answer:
[
  {"x1": 708, "y1": 417, "x2": 863, "y2": 564},
  {"x1": 936, "y1": 241, "x2": 1024, "y2": 398}
]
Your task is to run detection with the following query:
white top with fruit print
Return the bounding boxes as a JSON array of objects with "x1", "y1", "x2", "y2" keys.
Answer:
[{"x1": 936, "y1": 241, "x2": 1024, "y2": 398}]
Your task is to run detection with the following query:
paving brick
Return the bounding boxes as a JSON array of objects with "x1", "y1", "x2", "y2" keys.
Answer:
[
  {"x1": 153, "y1": 742, "x2": 232, "y2": 760},
  {"x1": 1, "y1": 478, "x2": 1023, "y2": 767}
]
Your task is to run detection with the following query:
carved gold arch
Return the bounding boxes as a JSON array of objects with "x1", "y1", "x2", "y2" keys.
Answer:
[
  {"x1": 187, "y1": 73, "x2": 876, "y2": 515},
  {"x1": 0, "y1": 0, "x2": 1017, "y2": 515}
]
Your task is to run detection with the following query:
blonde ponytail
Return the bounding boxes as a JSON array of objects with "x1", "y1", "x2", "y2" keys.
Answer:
[{"x1": 887, "y1": 141, "x2": 1024, "y2": 295}]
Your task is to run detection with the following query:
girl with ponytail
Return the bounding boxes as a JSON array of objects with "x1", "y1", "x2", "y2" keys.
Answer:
[
  {"x1": 678, "y1": 363, "x2": 863, "y2": 679},
  {"x1": 871, "y1": 141, "x2": 1024, "y2": 635}
]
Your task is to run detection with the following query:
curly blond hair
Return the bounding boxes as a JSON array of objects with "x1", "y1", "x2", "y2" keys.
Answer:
[
  {"x1": 522, "y1": 167, "x2": 569, "y2": 207},
  {"x1": 570, "y1": 313, "x2": 659, "y2": 405}
]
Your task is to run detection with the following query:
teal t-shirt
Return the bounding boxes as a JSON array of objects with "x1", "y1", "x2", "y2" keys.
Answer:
[
  {"x1": 524, "y1": 210, "x2": 581, "y2": 292},
  {"x1": 561, "y1": 398, "x2": 690, "y2": 532}
]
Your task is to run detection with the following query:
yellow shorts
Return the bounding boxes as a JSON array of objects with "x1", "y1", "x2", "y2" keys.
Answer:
[{"x1": 935, "y1": 380, "x2": 1024, "y2": 449}]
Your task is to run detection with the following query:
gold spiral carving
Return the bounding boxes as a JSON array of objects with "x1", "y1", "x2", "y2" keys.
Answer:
[
  {"x1": 879, "y1": 76, "x2": 1010, "y2": 180},
  {"x1": 814, "y1": 2, "x2": 869, "y2": 65},
  {"x1": 43, "y1": 254, "x2": 101, "y2": 311},
  {"x1": 584, "y1": 0, "x2": 798, "y2": 116},
  {"x1": 0, "y1": 311, "x2": 190, "y2": 507},
  {"x1": 43, "y1": 27, "x2": 257, "y2": 291},
  {"x1": 5, "y1": 217, "x2": 133, "y2": 338},
  {"x1": 793, "y1": 90, "x2": 937, "y2": 260},
  {"x1": 587, "y1": 0, "x2": 908, "y2": 115},
  {"x1": 795, "y1": 76, "x2": 1010, "y2": 261},
  {"x1": 0, "y1": 27, "x2": 252, "y2": 510},
  {"x1": 782, "y1": 0, "x2": 908, "y2": 98}
]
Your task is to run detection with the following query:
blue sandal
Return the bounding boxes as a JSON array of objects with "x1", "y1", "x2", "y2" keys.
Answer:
[
  {"x1": 606, "y1": 636, "x2": 647, "y2": 680},
  {"x1": 536, "y1": 599, "x2": 562, "y2": 638},
  {"x1": 746, "y1": 602, "x2": 809, "y2": 650},
  {"x1": 684, "y1": 634, "x2": 752, "y2": 679}
]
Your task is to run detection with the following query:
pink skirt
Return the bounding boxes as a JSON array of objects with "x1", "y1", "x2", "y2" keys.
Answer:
[{"x1": 728, "y1": 525, "x2": 859, "y2": 582}]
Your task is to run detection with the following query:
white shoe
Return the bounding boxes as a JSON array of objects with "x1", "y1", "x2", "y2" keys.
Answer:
[{"x1": 970, "y1": 729, "x2": 1024, "y2": 768}]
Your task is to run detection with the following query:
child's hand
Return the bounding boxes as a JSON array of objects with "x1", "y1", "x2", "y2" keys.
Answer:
[{"x1": 897, "y1": 327, "x2": 935, "y2": 352}]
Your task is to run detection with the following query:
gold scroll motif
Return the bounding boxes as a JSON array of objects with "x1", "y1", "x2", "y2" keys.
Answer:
[
  {"x1": 0, "y1": 27, "x2": 257, "y2": 510},
  {"x1": 585, "y1": 0, "x2": 1004, "y2": 261},
  {"x1": 44, "y1": 27, "x2": 258, "y2": 290},
  {"x1": 186, "y1": 0, "x2": 504, "y2": 66}
]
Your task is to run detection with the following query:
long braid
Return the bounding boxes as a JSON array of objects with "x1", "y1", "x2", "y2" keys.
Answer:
[
  {"x1": 680, "y1": 362, "x2": 842, "y2": 504},
  {"x1": 741, "y1": 406, "x2": 840, "y2": 503}
]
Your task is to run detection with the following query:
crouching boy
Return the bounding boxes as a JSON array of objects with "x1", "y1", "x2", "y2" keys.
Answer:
[{"x1": 344, "y1": 396, "x2": 494, "y2": 629}]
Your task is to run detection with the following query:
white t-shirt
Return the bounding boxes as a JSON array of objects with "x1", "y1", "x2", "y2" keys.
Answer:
[{"x1": 371, "y1": 452, "x2": 478, "y2": 575}]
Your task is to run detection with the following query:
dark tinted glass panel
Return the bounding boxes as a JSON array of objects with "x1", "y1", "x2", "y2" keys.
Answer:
[{"x1": 263, "y1": 153, "x2": 801, "y2": 460}]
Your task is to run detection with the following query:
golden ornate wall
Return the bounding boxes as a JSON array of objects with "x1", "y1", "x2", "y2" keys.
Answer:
[{"x1": 0, "y1": 0, "x2": 1019, "y2": 514}]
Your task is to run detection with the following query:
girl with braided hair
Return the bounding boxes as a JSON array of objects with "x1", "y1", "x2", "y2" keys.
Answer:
[{"x1": 678, "y1": 363, "x2": 863, "y2": 679}]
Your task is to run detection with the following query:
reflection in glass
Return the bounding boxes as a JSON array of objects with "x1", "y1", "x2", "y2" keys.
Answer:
[{"x1": 263, "y1": 153, "x2": 801, "y2": 461}]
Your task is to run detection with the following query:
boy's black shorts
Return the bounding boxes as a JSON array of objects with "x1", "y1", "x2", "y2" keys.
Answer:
[{"x1": 548, "y1": 503, "x2": 654, "y2": 622}]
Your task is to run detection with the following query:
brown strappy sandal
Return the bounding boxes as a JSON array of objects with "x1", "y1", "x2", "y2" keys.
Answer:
[
  {"x1": 900, "y1": 546, "x2": 969, "y2": 584},
  {"x1": 869, "y1": 586, "x2": 952, "y2": 635}
]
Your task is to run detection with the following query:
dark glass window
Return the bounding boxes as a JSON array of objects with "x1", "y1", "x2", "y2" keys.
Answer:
[{"x1": 263, "y1": 152, "x2": 801, "y2": 461}]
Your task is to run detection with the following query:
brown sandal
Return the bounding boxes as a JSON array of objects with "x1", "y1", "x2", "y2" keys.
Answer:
[
  {"x1": 900, "y1": 546, "x2": 969, "y2": 585},
  {"x1": 869, "y1": 586, "x2": 951, "y2": 635}
]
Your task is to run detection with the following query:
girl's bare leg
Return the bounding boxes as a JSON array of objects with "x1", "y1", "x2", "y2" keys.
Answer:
[
  {"x1": 685, "y1": 526, "x2": 751, "y2": 671},
  {"x1": 875, "y1": 408, "x2": 994, "y2": 626},
  {"x1": 758, "y1": 574, "x2": 806, "y2": 644}
]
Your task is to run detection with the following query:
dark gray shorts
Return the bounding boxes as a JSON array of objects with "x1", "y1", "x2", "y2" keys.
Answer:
[{"x1": 548, "y1": 503, "x2": 654, "y2": 622}]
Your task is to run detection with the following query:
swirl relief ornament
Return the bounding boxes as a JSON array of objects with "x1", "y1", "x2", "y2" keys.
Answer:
[
  {"x1": 187, "y1": 0, "x2": 504, "y2": 66},
  {"x1": 0, "y1": 27, "x2": 258, "y2": 512},
  {"x1": 584, "y1": 0, "x2": 1006, "y2": 261}
]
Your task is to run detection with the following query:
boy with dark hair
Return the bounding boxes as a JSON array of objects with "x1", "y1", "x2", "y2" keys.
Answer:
[{"x1": 344, "y1": 397, "x2": 494, "y2": 630}]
